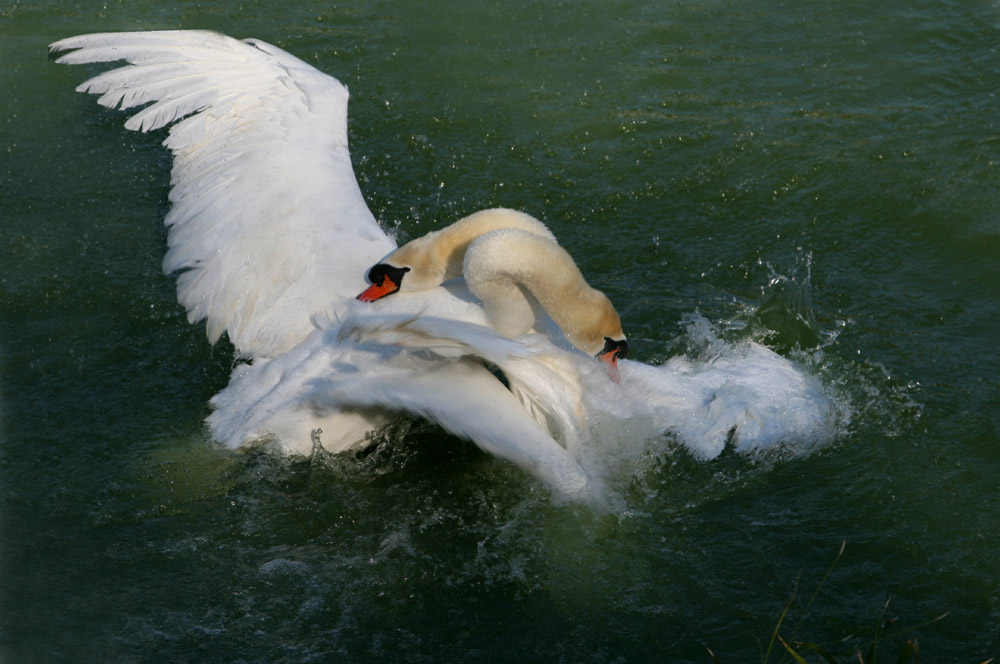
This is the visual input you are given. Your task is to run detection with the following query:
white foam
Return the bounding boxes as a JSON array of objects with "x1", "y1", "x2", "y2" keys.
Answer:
[{"x1": 576, "y1": 314, "x2": 835, "y2": 474}]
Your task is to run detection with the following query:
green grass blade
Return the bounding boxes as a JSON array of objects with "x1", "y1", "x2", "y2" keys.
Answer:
[
  {"x1": 795, "y1": 540, "x2": 847, "y2": 638},
  {"x1": 778, "y1": 635, "x2": 810, "y2": 664},
  {"x1": 793, "y1": 640, "x2": 842, "y2": 664},
  {"x1": 764, "y1": 595, "x2": 796, "y2": 663}
]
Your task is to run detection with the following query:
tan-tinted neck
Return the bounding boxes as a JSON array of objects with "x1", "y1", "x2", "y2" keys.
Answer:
[
  {"x1": 463, "y1": 229, "x2": 624, "y2": 356},
  {"x1": 385, "y1": 208, "x2": 555, "y2": 290}
]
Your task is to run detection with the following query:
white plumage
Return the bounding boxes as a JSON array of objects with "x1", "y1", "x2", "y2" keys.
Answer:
[
  {"x1": 52, "y1": 31, "x2": 833, "y2": 504},
  {"x1": 54, "y1": 31, "x2": 394, "y2": 358}
]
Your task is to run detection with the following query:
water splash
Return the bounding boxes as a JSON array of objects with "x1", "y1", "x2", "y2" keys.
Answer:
[
  {"x1": 752, "y1": 250, "x2": 823, "y2": 350},
  {"x1": 568, "y1": 313, "x2": 837, "y2": 502}
]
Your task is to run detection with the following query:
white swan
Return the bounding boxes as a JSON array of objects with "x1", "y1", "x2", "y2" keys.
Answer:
[
  {"x1": 51, "y1": 30, "x2": 835, "y2": 502},
  {"x1": 357, "y1": 209, "x2": 630, "y2": 378},
  {"x1": 206, "y1": 208, "x2": 627, "y2": 498},
  {"x1": 49, "y1": 31, "x2": 612, "y2": 498}
]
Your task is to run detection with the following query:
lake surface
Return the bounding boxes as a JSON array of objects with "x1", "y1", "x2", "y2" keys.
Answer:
[{"x1": 2, "y1": 1, "x2": 999, "y2": 661}]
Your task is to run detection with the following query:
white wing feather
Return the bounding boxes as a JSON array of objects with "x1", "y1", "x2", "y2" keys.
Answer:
[
  {"x1": 208, "y1": 315, "x2": 595, "y2": 501},
  {"x1": 311, "y1": 359, "x2": 593, "y2": 502},
  {"x1": 51, "y1": 31, "x2": 396, "y2": 358}
]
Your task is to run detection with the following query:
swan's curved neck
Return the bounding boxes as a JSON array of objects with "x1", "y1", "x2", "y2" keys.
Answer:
[
  {"x1": 363, "y1": 208, "x2": 626, "y2": 363},
  {"x1": 383, "y1": 208, "x2": 555, "y2": 290},
  {"x1": 463, "y1": 230, "x2": 624, "y2": 356}
]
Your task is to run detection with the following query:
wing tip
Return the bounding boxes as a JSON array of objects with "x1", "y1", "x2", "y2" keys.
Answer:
[{"x1": 49, "y1": 30, "x2": 234, "y2": 61}]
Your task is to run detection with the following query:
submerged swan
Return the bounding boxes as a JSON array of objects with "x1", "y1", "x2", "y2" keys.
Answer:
[
  {"x1": 50, "y1": 30, "x2": 834, "y2": 502},
  {"x1": 358, "y1": 209, "x2": 629, "y2": 377}
]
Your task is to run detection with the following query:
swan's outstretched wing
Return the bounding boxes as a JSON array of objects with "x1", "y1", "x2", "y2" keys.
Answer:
[{"x1": 50, "y1": 31, "x2": 396, "y2": 357}]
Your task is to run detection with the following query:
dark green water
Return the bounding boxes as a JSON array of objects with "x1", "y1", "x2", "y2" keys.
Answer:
[{"x1": 3, "y1": 1, "x2": 999, "y2": 662}]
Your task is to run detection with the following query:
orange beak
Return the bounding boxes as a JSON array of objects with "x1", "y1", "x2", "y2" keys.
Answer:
[
  {"x1": 596, "y1": 337, "x2": 628, "y2": 383},
  {"x1": 357, "y1": 275, "x2": 400, "y2": 302},
  {"x1": 598, "y1": 351, "x2": 620, "y2": 383}
]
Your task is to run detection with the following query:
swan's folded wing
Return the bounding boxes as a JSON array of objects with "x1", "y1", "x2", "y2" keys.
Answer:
[
  {"x1": 336, "y1": 311, "x2": 593, "y2": 449},
  {"x1": 51, "y1": 31, "x2": 396, "y2": 357},
  {"x1": 311, "y1": 358, "x2": 593, "y2": 502}
]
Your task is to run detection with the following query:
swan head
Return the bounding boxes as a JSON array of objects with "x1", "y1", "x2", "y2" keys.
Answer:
[
  {"x1": 357, "y1": 228, "x2": 463, "y2": 302},
  {"x1": 566, "y1": 294, "x2": 628, "y2": 381},
  {"x1": 357, "y1": 262, "x2": 411, "y2": 301},
  {"x1": 356, "y1": 250, "x2": 451, "y2": 301},
  {"x1": 596, "y1": 336, "x2": 629, "y2": 382}
]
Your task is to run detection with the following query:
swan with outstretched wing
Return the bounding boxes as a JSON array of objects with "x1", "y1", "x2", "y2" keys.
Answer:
[
  {"x1": 51, "y1": 31, "x2": 608, "y2": 500},
  {"x1": 51, "y1": 31, "x2": 834, "y2": 503}
]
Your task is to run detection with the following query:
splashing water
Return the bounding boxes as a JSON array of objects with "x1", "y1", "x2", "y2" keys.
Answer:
[{"x1": 565, "y1": 313, "x2": 838, "y2": 503}]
